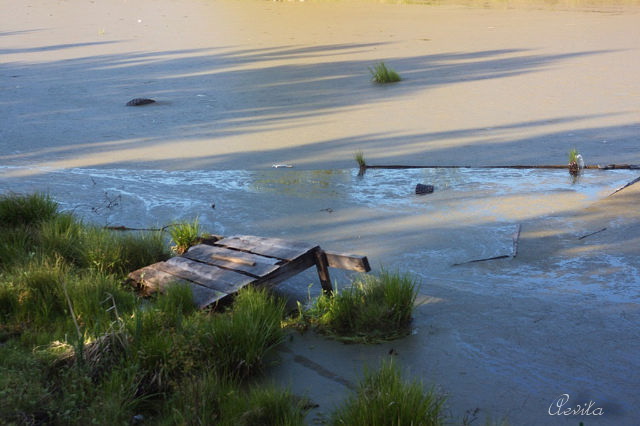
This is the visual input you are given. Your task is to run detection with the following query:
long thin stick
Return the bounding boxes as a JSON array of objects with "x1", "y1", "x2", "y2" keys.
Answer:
[
  {"x1": 578, "y1": 228, "x2": 607, "y2": 240},
  {"x1": 512, "y1": 224, "x2": 522, "y2": 258}
]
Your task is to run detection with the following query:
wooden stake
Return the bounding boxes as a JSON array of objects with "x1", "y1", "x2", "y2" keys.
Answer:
[{"x1": 314, "y1": 249, "x2": 333, "y2": 294}]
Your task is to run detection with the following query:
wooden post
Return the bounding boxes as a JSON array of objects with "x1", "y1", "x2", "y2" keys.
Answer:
[{"x1": 314, "y1": 249, "x2": 333, "y2": 294}]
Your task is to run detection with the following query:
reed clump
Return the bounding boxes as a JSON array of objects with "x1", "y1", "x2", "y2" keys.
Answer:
[
  {"x1": 369, "y1": 62, "x2": 401, "y2": 83},
  {"x1": 294, "y1": 270, "x2": 419, "y2": 343}
]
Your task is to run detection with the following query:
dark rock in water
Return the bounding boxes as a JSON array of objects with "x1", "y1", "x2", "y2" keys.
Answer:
[
  {"x1": 126, "y1": 98, "x2": 155, "y2": 106},
  {"x1": 415, "y1": 183, "x2": 434, "y2": 195}
]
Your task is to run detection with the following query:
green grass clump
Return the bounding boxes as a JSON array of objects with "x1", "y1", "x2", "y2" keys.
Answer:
[
  {"x1": 568, "y1": 147, "x2": 579, "y2": 164},
  {"x1": 369, "y1": 62, "x2": 401, "y2": 84},
  {"x1": 163, "y1": 374, "x2": 306, "y2": 426},
  {"x1": 0, "y1": 192, "x2": 58, "y2": 228},
  {"x1": 296, "y1": 270, "x2": 418, "y2": 343},
  {"x1": 82, "y1": 226, "x2": 169, "y2": 275},
  {"x1": 354, "y1": 150, "x2": 366, "y2": 169},
  {"x1": 0, "y1": 344, "x2": 52, "y2": 424},
  {"x1": 169, "y1": 218, "x2": 201, "y2": 254},
  {"x1": 196, "y1": 286, "x2": 287, "y2": 379},
  {"x1": 330, "y1": 359, "x2": 446, "y2": 426}
]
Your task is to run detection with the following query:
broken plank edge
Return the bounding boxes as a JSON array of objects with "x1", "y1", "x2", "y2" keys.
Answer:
[
  {"x1": 324, "y1": 251, "x2": 371, "y2": 272},
  {"x1": 127, "y1": 264, "x2": 228, "y2": 307}
]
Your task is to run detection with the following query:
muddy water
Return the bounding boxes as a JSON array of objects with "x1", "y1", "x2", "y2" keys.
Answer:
[{"x1": 1, "y1": 164, "x2": 637, "y2": 299}]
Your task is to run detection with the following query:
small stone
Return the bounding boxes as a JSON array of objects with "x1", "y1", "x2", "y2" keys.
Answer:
[
  {"x1": 126, "y1": 98, "x2": 155, "y2": 106},
  {"x1": 415, "y1": 184, "x2": 434, "y2": 195}
]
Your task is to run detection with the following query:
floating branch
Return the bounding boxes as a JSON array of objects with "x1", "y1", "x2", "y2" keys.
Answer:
[
  {"x1": 359, "y1": 164, "x2": 639, "y2": 170},
  {"x1": 609, "y1": 176, "x2": 640, "y2": 197}
]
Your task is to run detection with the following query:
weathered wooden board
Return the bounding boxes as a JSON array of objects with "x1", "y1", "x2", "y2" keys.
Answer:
[
  {"x1": 128, "y1": 264, "x2": 227, "y2": 308},
  {"x1": 158, "y1": 257, "x2": 255, "y2": 294},
  {"x1": 218, "y1": 235, "x2": 318, "y2": 261},
  {"x1": 261, "y1": 253, "x2": 318, "y2": 286},
  {"x1": 324, "y1": 251, "x2": 371, "y2": 272},
  {"x1": 184, "y1": 244, "x2": 280, "y2": 277}
]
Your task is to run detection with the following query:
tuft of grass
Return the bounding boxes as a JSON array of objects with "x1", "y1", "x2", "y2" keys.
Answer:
[
  {"x1": 369, "y1": 62, "x2": 401, "y2": 84},
  {"x1": 568, "y1": 147, "x2": 581, "y2": 176},
  {"x1": 0, "y1": 344, "x2": 53, "y2": 424},
  {"x1": 354, "y1": 150, "x2": 366, "y2": 169},
  {"x1": 169, "y1": 218, "x2": 201, "y2": 255},
  {"x1": 197, "y1": 286, "x2": 287, "y2": 379},
  {"x1": 47, "y1": 220, "x2": 168, "y2": 274},
  {"x1": 0, "y1": 192, "x2": 59, "y2": 228},
  {"x1": 83, "y1": 227, "x2": 169, "y2": 275},
  {"x1": 163, "y1": 373, "x2": 306, "y2": 426},
  {"x1": 38, "y1": 213, "x2": 86, "y2": 266},
  {"x1": 330, "y1": 359, "x2": 446, "y2": 426},
  {"x1": 231, "y1": 384, "x2": 307, "y2": 426},
  {"x1": 296, "y1": 270, "x2": 419, "y2": 343},
  {"x1": 568, "y1": 147, "x2": 579, "y2": 164},
  {"x1": 0, "y1": 226, "x2": 34, "y2": 271}
]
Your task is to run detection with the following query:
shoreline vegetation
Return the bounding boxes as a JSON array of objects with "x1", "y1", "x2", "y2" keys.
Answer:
[{"x1": 0, "y1": 192, "x2": 469, "y2": 425}]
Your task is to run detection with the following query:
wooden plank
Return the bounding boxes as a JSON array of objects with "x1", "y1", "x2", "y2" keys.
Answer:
[
  {"x1": 259, "y1": 251, "x2": 317, "y2": 287},
  {"x1": 314, "y1": 249, "x2": 333, "y2": 293},
  {"x1": 217, "y1": 235, "x2": 318, "y2": 261},
  {"x1": 184, "y1": 244, "x2": 280, "y2": 277},
  {"x1": 324, "y1": 251, "x2": 371, "y2": 272},
  {"x1": 128, "y1": 265, "x2": 227, "y2": 308},
  {"x1": 158, "y1": 257, "x2": 255, "y2": 294}
]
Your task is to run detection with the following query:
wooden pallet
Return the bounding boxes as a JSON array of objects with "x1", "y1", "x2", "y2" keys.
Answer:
[{"x1": 128, "y1": 235, "x2": 370, "y2": 308}]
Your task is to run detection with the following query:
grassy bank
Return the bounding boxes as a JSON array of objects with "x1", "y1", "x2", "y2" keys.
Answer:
[{"x1": 0, "y1": 193, "x2": 301, "y2": 424}]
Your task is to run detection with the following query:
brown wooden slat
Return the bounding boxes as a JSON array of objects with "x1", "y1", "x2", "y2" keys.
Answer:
[
  {"x1": 128, "y1": 265, "x2": 227, "y2": 308},
  {"x1": 158, "y1": 257, "x2": 255, "y2": 294},
  {"x1": 324, "y1": 251, "x2": 371, "y2": 272},
  {"x1": 217, "y1": 235, "x2": 318, "y2": 261},
  {"x1": 184, "y1": 244, "x2": 280, "y2": 277},
  {"x1": 260, "y1": 251, "x2": 317, "y2": 286}
]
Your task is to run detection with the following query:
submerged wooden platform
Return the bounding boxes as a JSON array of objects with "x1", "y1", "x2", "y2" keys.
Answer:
[{"x1": 128, "y1": 235, "x2": 370, "y2": 308}]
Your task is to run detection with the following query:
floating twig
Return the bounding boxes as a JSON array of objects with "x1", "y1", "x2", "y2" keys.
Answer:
[{"x1": 578, "y1": 228, "x2": 607, "y2": 240}]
